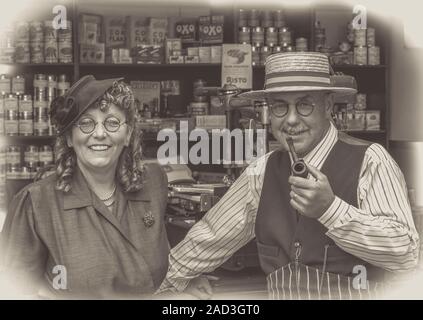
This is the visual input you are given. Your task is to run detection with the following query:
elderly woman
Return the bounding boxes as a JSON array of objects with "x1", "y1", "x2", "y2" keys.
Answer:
[{"x1": 0, "y1": 75, "x2": 169, "y2": 299}]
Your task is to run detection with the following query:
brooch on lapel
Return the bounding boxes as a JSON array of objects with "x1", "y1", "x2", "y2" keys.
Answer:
[{"x1": 142, "y1": 211, "x2": 155, "y2": 228}]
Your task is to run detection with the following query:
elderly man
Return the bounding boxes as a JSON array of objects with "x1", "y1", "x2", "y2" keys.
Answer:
[{"x1": 158, "y1": 52, "x2": 419, "y2": 299}]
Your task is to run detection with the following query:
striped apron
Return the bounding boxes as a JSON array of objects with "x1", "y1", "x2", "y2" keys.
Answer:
[{"x1": 266, "y1": 263, "x2": 387, "y2": 300}]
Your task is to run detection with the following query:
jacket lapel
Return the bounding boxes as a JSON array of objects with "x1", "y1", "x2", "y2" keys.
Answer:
[{"x1": 63, "y1": 168, "x2": 150, "y2": 249}]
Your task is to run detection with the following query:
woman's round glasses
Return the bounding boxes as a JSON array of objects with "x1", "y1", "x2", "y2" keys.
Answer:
[
  {"x1": 268, "y1": 100, "x2": 315, "y2": 118},
  {"x1": 75, "y1": 117, "x2": 127, "y2": 134}
]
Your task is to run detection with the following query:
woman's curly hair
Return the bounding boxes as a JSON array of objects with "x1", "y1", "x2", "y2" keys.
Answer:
[{"x1": 54, "y1": 80, "x2": 145, "y2": 193}]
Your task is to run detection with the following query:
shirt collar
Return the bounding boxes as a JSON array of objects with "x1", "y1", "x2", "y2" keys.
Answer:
[{"x1": 63, "y1": 167, "x2": 150, "y2": 210}]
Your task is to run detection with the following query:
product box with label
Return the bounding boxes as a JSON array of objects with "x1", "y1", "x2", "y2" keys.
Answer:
[
  {"x1": 365, "y1": 110, "x2": 380, "y2": 130},
  {"x1": 211, "y1": 45, "x2": 222, "y2": 63},
  {"x1": 104, "y1": 16, "x2": 127, "y2": 63},
  {"x1": 184, "y1": 56, "x2": 199, "y2": 63},
  {"x1": 175, "y1": 19, "x2": 197, "y2": 43},
  {"x1": 130, "y1": 81, "x2": 161, "y2": 116},
  {"x1": 169, "y1": 55, "x2": 184, "y2": 64},
  {"x1": 132, "y1": 44, "x2": 164, "y2": 64},
  {"x1": 165, "y1": 38, "x2": 182, "y2": 63},
  {"x1": 126, "y1": 16, "x2": 149, "y2": 49},
  {"x1": 79, "y1": 13, "x2": 103, "y2": 44},
  {"x1": 115, "y1": 48, "x2": 132, "y2": 63},
  {"x1": 199, "y1": 15, "x2": 224, "y2": 44},
  {"x1": 149, "y1": 17, "x2": 168, "y2": 46},
  {"x1": 199, "y1": 46, "x2": 211, "y2": 63},
  {"x1": 195, "y1": 115, "x2": 227, "y2": 130},
  {"x1": 346, "y1": 111, "x2": 366, "y2": 130},
  {"x1": 80, "y1": 43, "x2": 105, "y2": 63},
  {"x1": 187, "y1": 47, "x2": 199, "y2": 57}
]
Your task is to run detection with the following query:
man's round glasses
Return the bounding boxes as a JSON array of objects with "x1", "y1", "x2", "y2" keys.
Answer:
[
  {"x1": 75, "y1": 117, "x2": 127, "y2": 134},
  {"x1": 268, "y1": 100, "x2": 315, "y2": 118}
]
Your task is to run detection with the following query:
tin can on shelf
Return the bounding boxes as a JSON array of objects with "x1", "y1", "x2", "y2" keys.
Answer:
[
  {"x1": 252, "y1": 46, "x2": 260, "y2": 66},
  {"x1": 39, "y1": 145, "x2": 54, "y2": 166},
  {"x1": 252, "y1": 27, "x2": 264, "y2": 47},
  {"x1": 367, "y1": 28, "x2": 376, "y2": 46},
  {"x1": 355, "y1": 93, "x2": 367, "y2": 110},
  {"x1": 261, "y1": 10, "x2": 273, "y2": 28},
  {"x1": 6, "y1": 146, "x2": 21, "y2": 168},
  {"x1": 4, "y1": 94, "x2": 18, "y2": 112},
  {"x1": 34, "y1": 114, "x2": 49, "y2": 136},
  {"x1": 44, "y1": 21, "x2": 58, "y2": 41},
  {"x1": 33, "y1": 74, "x2": 47, "y2": 97},
  {"x1": 18, "y1": 94, "x2": 33, "y2": 112},
  {"x1": 5, "y1": 110, "x2": 19, "y2": 136},
  {"x1": 0, "y1": 113, "x2": 4, "y2": 135},
  {"x1": 30, "y1": 41, "x2": 45, "y2": 64},
  {"x1": 34, "y1": 100, "x2": 49, "y2": 111},
  {"x1": 0, "y1": 74, "x2": 11, "y2": 95},
  {"x1": 368, "y1": 46, "x2": 380, "y2": 65},
  {"x1": 278, "y1": 27, "x2": 292, "y2": 46},
  {"x1": 295, "y1": 37, "x2": 308, "y2": 51},
  {"x1": 248, "y1": 9, "x2": 260, "y2": 27},
  {"x1": 44, "y1": 39, "x2": 58, "y2": 63},
  {"x1": 272, "y1": 46, "x2": 282, "y2": 54},
  {"x1": 238, "y1": 9, "x2": 248, "y2": 27},
  {"x1": 12, "y1": 75, "x2": 25, "y2": 95},
  {"x1": 15, "y1": 21, "x2": 30, "y2": 42},
  {"x1": 19, "y1": 111, "x2": 33, "y2": 136},
  {"x1": 14, "y1": 41, "x2": 31, "y2": 63},
  {"x1": 354, "y1": 46, "x2": 367, "y2": 65},
  {"x1": 265, "y1": 27, "x2": 278, "y2": 47},
  {"x1": 39, "y1": 145, "x2": 54, "y2": 167},
  {"x1": 29, "y1": 21, "x2": 43, "y2": 40},
  {"x1": 57, "y1": 74, "x2": 70, "y2": 96},
  {"x1": 58, "y1": 20, "x2": 73, "y2": 64},
  {"x1": 274, "y1": 10, "x2": 286, "y2": 28},
  {"x1": 6, "y1": 166, "x2": 22, "y2": 180},
  {"x1": 46, "y1": 75, "x2": 57, "y2": 101},
  {"x1": 354, "y1": 29, "x2": 367, "y2": 46},
  {"x1": 238, "y1": 27, "x2": 251, "y2": 44},
  {"x1": 24, "y1": 145, "x2": 39, "y2": 168},
  {"x1": 260, "y1": 46, "x2": 271, "y2": 65}
]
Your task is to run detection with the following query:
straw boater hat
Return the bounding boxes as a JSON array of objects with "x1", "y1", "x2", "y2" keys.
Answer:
[{"x1": 238, "y1": 52, "x2": 357, "y2": 100}]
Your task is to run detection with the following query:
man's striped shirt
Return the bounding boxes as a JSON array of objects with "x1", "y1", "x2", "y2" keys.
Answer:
[{"x1": 158, "y1": 123, "x2": 419, "y2": 292}]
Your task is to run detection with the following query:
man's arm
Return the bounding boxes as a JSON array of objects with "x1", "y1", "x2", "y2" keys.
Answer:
[
  {"x1": 158, "y1": 156, "x2": 268, "y2": 293},
  {"x1": 319, "y1": 143, "x2": 420, "y2": 272}
]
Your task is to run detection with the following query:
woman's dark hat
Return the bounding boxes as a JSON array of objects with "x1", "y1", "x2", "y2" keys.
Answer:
[{"x1": 50, "y1": 75, "x2": 124, "y2": 135}]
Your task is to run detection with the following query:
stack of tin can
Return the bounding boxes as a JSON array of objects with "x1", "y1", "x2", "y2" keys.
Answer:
[
  {"x1": 14, "y1": 22, "x2": 31, "y2": 63},
  {"x1": 44, "y1": 21, "x2": 58, "y2": 63},
  {"x1": 190, "y1": 79, "x2": 209, "y2": 116},
  {"x1": 30, "y1": 21, "x2": 44, "y2": 63},
  {"x1": 58, "y1": 20, "x2": 73, "y2": 63},
  {"x1": 238, "y1": 9, "x2": 308, "y2": 65},
  {"x1": 0, "y1": 73, "x2": 70, "y2": 136},
  {"x1": 353, "y1": 27, "x2": 380, "y2": 65},
  {"x1": 4, "y1": 145, "x2": 54, "y2": 180},
  {"x1": 314, "y1": 21, "x2": 326, "y2": 52},
  {"x1": 33, "y1": 74, "x2": 51, "y2": 136},
  {"x1": 0, "y1": 23, "x2": 15, "y2": 63},
  {"x1": 0, "y1": 147, "x2": 5, "y2": 212}
]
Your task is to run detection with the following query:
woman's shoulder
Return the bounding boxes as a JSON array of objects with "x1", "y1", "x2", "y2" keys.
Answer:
[
  {"x1": 138, "y1": 162, "x2": 168, "y2": 207},
  {"x1": 14, "y1": 173, "x2": 58, "y2": 201}
]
